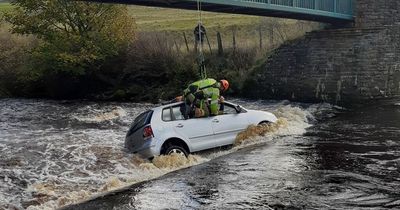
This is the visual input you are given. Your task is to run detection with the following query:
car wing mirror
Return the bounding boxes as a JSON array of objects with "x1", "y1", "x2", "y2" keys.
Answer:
[{"x1": 235, "y1": 105, "x2": 242, "y2": 113}]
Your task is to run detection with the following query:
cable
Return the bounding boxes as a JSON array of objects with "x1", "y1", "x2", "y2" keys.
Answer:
[
  {"x1": 197, "y1": 0, "x2": 202, "y2": 53},
  {"x1": 196, "y1": 0, "x2": 207, "y2": 79}
]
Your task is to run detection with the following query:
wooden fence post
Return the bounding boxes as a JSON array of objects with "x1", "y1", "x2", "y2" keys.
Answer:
[
  {"x1": 174, "y1": 39, "x2": 180, "y2": 54},
  {"x1": 217, "y1": 31, "x2": 223, "y2": 56},
  {"x1": 205, "y1": 33, "x2": 213, "y2": 55},
  {"x1": 183, "y1": 32, "x2": 190, "y2": 52},
  {"x1": 258, "y1": 25, "x2": 263, "y2": 50},
  {"x1": 232, "y1": 27, "x2": 236, "y2": 53},
  {"x1": 269, "y1": 27, "x2": 274, "y2": 48}
]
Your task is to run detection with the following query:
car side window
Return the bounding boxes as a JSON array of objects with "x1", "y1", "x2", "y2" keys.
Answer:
[
  {"x1": 172, "y1": 106, "x2": 185, "y2": 121},
  {"x1": 162, "y1": 105, "x2": 185, "y2": 121},
  {"x1": 162, "y1": 108, "x2": 172, "y2": 121},
  {"x1": 222, "y1": 103, "x2": 238, "y2": 115}
]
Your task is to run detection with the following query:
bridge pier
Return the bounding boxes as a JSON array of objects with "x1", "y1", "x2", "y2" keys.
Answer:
[{"x1": 243, "y1": 0, "x2": 400, "y2": 106}]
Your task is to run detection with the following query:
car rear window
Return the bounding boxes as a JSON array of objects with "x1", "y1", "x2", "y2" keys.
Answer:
[{"x1": 128, "y1": 111, "x2": 153, "y2": 135}]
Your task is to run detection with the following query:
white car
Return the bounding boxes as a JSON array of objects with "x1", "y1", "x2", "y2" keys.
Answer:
[{"x1": 125, "y1": 101, "x2": 278, "y2": 159}]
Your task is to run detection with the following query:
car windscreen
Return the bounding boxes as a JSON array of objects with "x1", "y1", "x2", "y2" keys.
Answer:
[{"x1": 128, "y1": 111, "x2": 153, "y2": 135}]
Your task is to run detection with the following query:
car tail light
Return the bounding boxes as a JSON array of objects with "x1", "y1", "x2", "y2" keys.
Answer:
[{"x1": 143, "y1": 126, "x2": 154, "y2": 139}]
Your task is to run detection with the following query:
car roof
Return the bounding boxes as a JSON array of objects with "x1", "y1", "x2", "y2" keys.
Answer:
[
  {"x1": 152, "y1": 101, "x2": 184, "y2": 111},
  {"x1": 152, "y1": 101, "x2": 239, "y2": 111}
]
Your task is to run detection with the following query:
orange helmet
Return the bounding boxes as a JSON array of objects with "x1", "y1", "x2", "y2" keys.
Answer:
[{"x1": 220, "y1": 80, "x2": 229, "y2": 92}]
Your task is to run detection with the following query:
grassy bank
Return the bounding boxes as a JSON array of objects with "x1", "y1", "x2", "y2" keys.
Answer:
[
  {"x1": 0, "y1": 2, "x2": 322, "y2": 101},
  {"x1": 127, "y1": 5, "x2": 321, "y2": 64},
  {"x1": 0, "y1": 3, "x2": 12, "y2": 13},
  {"x1": 128, "y1": 5, "x2": 261, "y2": 31}
]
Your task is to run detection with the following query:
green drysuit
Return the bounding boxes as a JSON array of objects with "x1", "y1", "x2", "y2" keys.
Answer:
[{"x1": 184, "y1": 78, "x2": 221, "y2": 116}]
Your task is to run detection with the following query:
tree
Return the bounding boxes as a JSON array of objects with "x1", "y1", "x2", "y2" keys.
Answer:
[{"x1": 6, "y1": 0, "x2": 136, "y2": 75}]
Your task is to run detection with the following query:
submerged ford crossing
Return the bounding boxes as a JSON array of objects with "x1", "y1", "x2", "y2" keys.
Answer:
[{"x1": 125, "y1": 101, "x2": 278, "y2": 158}]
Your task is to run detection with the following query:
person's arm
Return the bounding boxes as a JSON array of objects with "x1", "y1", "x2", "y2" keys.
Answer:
[
  {"x1": 209, "y1": 88, "x2": 220, "y2": 116},
  {"x1": 219, "y1": 96, "x2": 225, "y2": 113},
  {"x1": 219, "y1": 96, "x2": 225, "y2": 103}
]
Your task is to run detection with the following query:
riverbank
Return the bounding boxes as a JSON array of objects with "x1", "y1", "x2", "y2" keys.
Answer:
[{"x1": 0, "y1": 2, "x2": 321, "y2": 102}]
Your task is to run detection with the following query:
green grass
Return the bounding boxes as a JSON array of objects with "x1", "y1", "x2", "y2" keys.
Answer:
[
  {"x1": 0, "y1": 3, "x2": 12, "y2": 14},
  {"x1": 126, "y1": 5, "x2": 299, "y2": 48},
  {"x1": 128, "y1": 5, "x2": 262, "y2": 32}
]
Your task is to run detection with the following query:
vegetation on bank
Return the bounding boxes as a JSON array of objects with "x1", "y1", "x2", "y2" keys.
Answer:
[
  {"x1": 0, "y1": 1, "x2": 322, "y2": 102},
  {"x1": 0, "y1": 3, "x2": 12, "y2": 13}
]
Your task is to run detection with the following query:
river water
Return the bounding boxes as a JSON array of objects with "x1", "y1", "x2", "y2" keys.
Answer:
[{"x1": 0, "y1": 99, "x2": 399, "y2": 209}]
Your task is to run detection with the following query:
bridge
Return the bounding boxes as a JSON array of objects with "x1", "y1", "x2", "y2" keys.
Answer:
[
  {"x1": 93, "y1": 0, "x2": 354, "y2": 24},
  {"x1": 88, "y1": 0, "x2": 400, "y2": 105}
]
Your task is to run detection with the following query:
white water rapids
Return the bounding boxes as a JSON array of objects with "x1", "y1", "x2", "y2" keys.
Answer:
[{"x1": 0, "y1": 99, "x2": 334, "y2": 210}]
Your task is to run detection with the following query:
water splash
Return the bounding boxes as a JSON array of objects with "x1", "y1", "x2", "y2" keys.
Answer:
[
  {"x1": 100, "y1": 177, "x2": 124, "y2": 192},
  {"x1": 25, "y1": 153, "x2": 208, "y2": 210},
  {"x1": 152, "y1": 154, "x2": 206, "y2": 169},
  {"x1": 235, "y1": 118, "x2": 288, "y2": 146},
  {"x1": 272, "y1": 105, "x2": 313, "y2": 135}
]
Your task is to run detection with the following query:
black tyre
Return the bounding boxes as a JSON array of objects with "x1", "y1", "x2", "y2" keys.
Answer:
[
  {"x1": 164, "y1": 145, "x2": 189, "y2": 157},
  {"x1": 259, "y1": 121, "x2": 272, "y2": 126}
]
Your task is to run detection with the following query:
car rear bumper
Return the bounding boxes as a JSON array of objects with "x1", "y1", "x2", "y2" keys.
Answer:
[
  {"x1": 126, "y1": 137, "x2": 160, "y2": 159},
  {"x1": 135, "y1": 143, "x2": 159, "y2": 159}
]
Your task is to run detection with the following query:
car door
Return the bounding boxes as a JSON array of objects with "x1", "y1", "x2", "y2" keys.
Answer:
[
  {"x1": 165, "y1": 105, "x2": 215, "y2": 152},
  {"x1": 211, "y1": 103, "x2": 250, "y2": 147}
]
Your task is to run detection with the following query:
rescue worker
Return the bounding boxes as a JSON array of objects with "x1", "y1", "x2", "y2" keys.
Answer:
[{"x1": 181, "y1": 78, "x2": 229, "y2": 118}]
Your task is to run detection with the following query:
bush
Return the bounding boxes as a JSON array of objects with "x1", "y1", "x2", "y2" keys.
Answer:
[
  {"x1": 2, "y1": 0, "x2": 136, "y2": 98},
  {"x1": 0, "y1": 24, "x2": 37, "y2": 97},
  {"x1": 120, "y1": 32, "x2": 197, "y2": 101}
]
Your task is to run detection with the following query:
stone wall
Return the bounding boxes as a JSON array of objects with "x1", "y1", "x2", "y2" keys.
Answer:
[
  {"x1": 356, "y1": 0, "x2": 400, "y2": 27},
  {"x1": 243, "y1": 0, "x2": 400, "y2": 106}
]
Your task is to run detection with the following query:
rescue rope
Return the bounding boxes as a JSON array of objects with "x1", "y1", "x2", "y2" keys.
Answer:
[{"x1": 196, "y1": 0, "x2": 207, "y2": 79}]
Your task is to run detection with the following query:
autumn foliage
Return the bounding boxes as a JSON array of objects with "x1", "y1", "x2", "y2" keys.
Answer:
[{"x1": 6, "y1": 0, "x2": 135, "y2": 75}]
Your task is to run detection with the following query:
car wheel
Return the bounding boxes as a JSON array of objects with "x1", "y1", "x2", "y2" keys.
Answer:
[
  {"x1": 164, "y1": 145, "x2": 189, "y2": 157},
  {"x1": 259, "y1": 121, "x2": 272, "y2": 126}
]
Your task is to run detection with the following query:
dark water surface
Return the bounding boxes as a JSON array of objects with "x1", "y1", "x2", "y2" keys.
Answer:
[{"x1": 64, "y1": 103, "x2": 400, "y2": 210}]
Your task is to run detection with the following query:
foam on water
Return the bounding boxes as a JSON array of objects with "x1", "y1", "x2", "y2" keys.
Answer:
[
  {"x1": 0, "y1": 99, "x2": 329, "y2": 210},
  {"x1": 73, "y1": 106, "x2": 127, "y2": 123}
]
